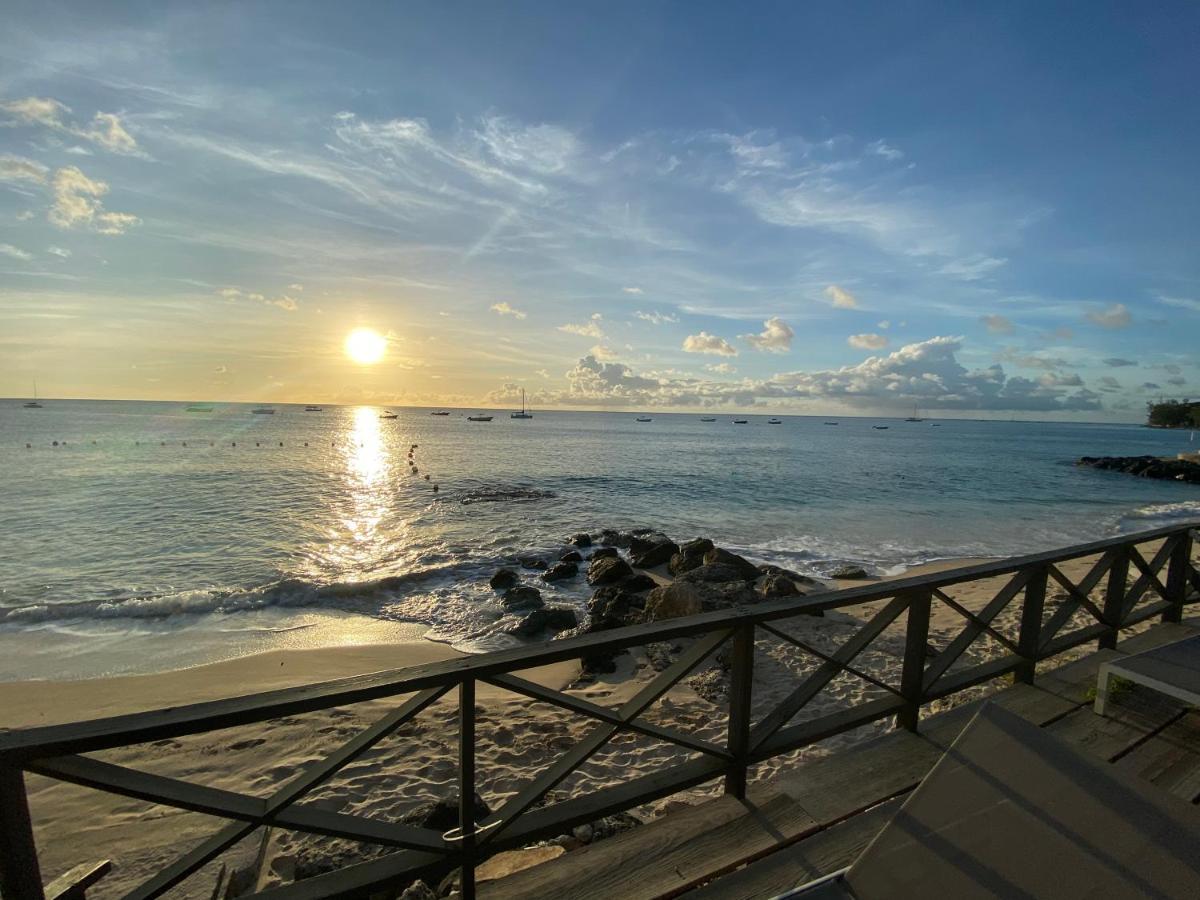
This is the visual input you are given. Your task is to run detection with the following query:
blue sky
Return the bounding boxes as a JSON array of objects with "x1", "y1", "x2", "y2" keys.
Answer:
[{"x1": 0, "y1": 1, "x2": 1197, "y2": 417}]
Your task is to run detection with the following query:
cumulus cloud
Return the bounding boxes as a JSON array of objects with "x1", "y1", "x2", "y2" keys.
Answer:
[
  {"x1": 1098, "y1": 376, "x2": 1121, "y2": 391},
  {"x1": 559, "y1": 313, "x2": 604, "y2": 339},
  {"x1": 490, "y1": 301, "x2": 527, "y2": 319},
  {"x1": 1162, "y1": 364, "x2": 1181, "y2": 375},
  {"x1": 1167, "y1": 376, "x2": 1186, "y2": 387},
  {"x1": 741, "y1": 317, "x2": 794, "y2": 353},
  {"x1": 682, "y1": 331, "x2": 738, "y2": 356},
  {"x1": 825, "y1": 284, "x2": 858, "y2": 309},
  {"x1": 0, "y1": 243, "x2": 32, "y2": 261},
  {"x1": 634, "y1": 310, "x2": 678, "y2": 325},
  {"x1": 848, "y1": 333, "x2": 888, "y2": 350},
  {"x1": 48, "y1": 166, "x2": 140, "y2": 234},
  {"x1": 589, "y1": 344, "x2": 619, "y2": 360},
  {"x1": 0, "y1": 154, "x2": 48, "y2": 184},
  {"x1": 1142, "y1": 382, "x2": 1161, "y2": 391},
  {"x1": 1103, "y1": 358, "x2": 1137, "y2": 368},
  {"x1": 1, "y1": 97, "x2": 141, "y2": 155},
  {"x1": 1085, "y1": 303, "x2": 1132, "y2": 329},
  {"x1": 531, "y1": 337, "x2": 1101, "y2": 412},
  {"x1": 1039, "y1": 372, "x2": 1084, "y2": 388},
  {"x1": 981, "y1": 314, "x2": 1014, "y2": 334}
]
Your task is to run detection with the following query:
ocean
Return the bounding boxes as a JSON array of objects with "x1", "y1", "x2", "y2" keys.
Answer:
[{"x1": 2, "y1": 399, "x2": 1197, "y2": 679}]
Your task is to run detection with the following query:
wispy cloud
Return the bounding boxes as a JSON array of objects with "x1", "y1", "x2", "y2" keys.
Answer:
[
  {"x1": 0, "y1": 154, "x2": 49, "y2": 184},
  {"x1": 49, "y1": 166, "x2": 140, "y2": 234},
  {"x1": 825, "y1": 284, "x2": 858, "y2": 309},
  {"x1": 981, "y1": 314, "x2": 1014, "y2": 334},
  {"x1": 0, "y1": 243, "x2": 32, "y2": 261},
  {"x1": 1, "y1": 96, "x2": 142, "y2": 156},
  {"x1": 848, "y1": 333, "x2": 888, "y2": 350},
  {"x1": 1085, "y1": 303, "x2": 1131, "y2": 329},
  {"x1": 490, "y1": 301, "x2": 527, "y2": 319},
  {"x1": 559, "y1": 313, "x2": 604, "y2": 339},
  {"x1": 634, "y1": 310, "x2": 678, "y2": 325}
]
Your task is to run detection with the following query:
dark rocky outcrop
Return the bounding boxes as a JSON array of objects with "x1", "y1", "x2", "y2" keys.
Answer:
[
  {"x1": 587, "y1": 586, "x2": 644, "y2": 630},
  {"x1": 1078, "y1": 455, "x2": 1200, "y2": 484},
  {"x1": 758, "y1": 572, "x2": 802, "y2": 598},
  {"x1": 644, "y1": 583, "x2": 703, "y2": 621},
  {"x1": 489, "y1": 568, "x2": 519, "y2": 590},
  {"x1": 570, "y1": 532, "x2": 593, "y2": 547},
  {"x1": 402, "y1": 792, "x2": 492, "y2": 833},
  {"x1": 620, "y1": 572, "x2": 658, "y2": 593},
  {"x1": 589, "y1": 547, "x2": 619, "y2": 560},
  {"x1": 829, "y1": 565, "x2": 869, "y2": 580},
  {"x1": 560, "y1": 549, "x2": 584, "y2": 563},
  {"x1": 702, "y1": 547, "x2": 760, "y2": 580},
  {"x1": 676, "y1": 562, "x2": 755, "y2": 585},
  {"x1": 542, "y1": 561, "x2": 579, "y2": 582},
  {"x1": 757, "y1": 563, "x2": 822, "y2": 587},
  {"x1": 506, "y1": 605, "x2": 579, "y2": 637},
  {"x1": 668, "y1": 538, "x2": 714, "y2": 576},
  {"x1": 587, "y1": 555, "x2": 633, "y2": 585},
  {"x1": 630, "y1": 531, "x2": 679, "y2": 568},
  {"x1": 518, "y1": 555, "x2": 549, "y2": 571},
  {"x1": 598, "y1": 529, "x2": 632, "y2": 548},
  {"x1": 501, "y1": 585, "x2": 543, "y2": 610}
]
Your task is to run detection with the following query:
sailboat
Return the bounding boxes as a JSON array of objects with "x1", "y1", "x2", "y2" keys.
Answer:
[
  {"x1": 23, "y1": 382, "x2": 43, "y2": 409},
  {"x1": 510, "y1": 388, "x2": 533, "y2": 419},
  {"x1": 904, "y1": 404, "x2": 924, "y2": 422}
]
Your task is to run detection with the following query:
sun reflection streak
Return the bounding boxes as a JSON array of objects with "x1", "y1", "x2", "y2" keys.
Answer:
[{"x1": 332, "y1": 406, "x2": 392, "y2": 573}]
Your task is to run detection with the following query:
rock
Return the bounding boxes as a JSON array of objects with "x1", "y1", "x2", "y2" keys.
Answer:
[
  {"x1": 830, "y1": 564, "x2": 869, "y2": 580},
  {"x1": 644, "y1": 583, "x2": 703, "y2": 621},
  {"x1": 757, "y1": 563, "x2": 822, "y2": 587},
  {"x1": 587, "y1": 586, "x2": 643, "y2": 629},
  {"x1": 645, "y1": 641, "x2": 678, "y2": 671},
  {"x1": 572, "y1": 823, "x2": 595, "y2": 844},
  {"x1": 489, "y1": 567, "x2": 519, "y2": 590},
  {"x1": 620, "y1": 572, "x2": 658, "y2": 593},
  {"x1": 506, "y1": 605, "x2": 579, "y2": 637},
  {"x1": 399, "y1": 881, "x2": 437, "y2": 900},
  {"x1": 476, "y1": 847, "x2": 565, "y2": 883},
  {"x1": 598, "y1": 529, "x2": 632, "y2": 547},
  {"x1": 560, "y1": 549, "x2": 583, "y2": 563},
  {"x1": 542, "y1": 561, "x2": 579, "y2": 582},
  {"x1": 589, "y1": 547, "x2": 619, "y2": 560},
  {"x1": 401, "y1": 792, "x2": 492, "y2": 833},
  {"x1": 1077, "y1": 455, "x2": 1200, "y2": 484},
  {"x1": 676, "y1": 562, "x2": 753, "y2": 585},
  {"x1": 570, "y1": 532, "x2": 593, "y2": 547},
  {"x1": 629, "y1": 531, "x2": 679, "y2": 568},
  {"x1": 702, "y1": 547, "x2": 760, "y2": 580},
  {"x1": 758, "y1": 572, "x2": 802, "y2": 598},
  {"x1": 669, "y1": 538, "x2": 713, "y2": 575},
  {"x1": 591, "y1": 811, "x2": 641, "y2": 841},
  {"x1": 518, "y1": 555, "x2": 549, "y2": 570},
  {"x1": 689, "y1": 668, "x2": 730, "y2": 704},
  {"x1": 501, "y1": 585, "x2": 543, "y2": 610},
  {"x1": 588, "y1": 555, "x2": 633, "y2": 585},
  {"x1": 554, "y1": 623, "x2": 623, "y2": 674}
]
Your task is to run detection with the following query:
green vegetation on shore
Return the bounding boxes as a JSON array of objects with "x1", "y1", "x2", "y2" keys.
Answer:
[{"x1": 1147, "y1": 399, "x2": 1200, "y2": 428}]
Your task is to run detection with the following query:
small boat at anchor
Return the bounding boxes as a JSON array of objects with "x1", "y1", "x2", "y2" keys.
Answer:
[
  {"x1": 380, "y1": 411, "x2": 398, "y2": 419},
  {"x1": 873, "y1": 425, "x2": 889, "y2": 430},
  {"x1": 733, "y1": 419, "x2": 748, "y2": 424},
  {"x1": 767, "y1": 418, "x2": 782, "y2": 425},
  {"x1": 636, "y1": 416, "x2": 652, "y2": 422},
  {"x1": 251, "y1": 407, "x2": 275, "y2": 415},
  {"x1": 186, "y1": 404, "x2": 214, "y2": 413},
  {"x1": 430, "y1": 410, "x2": 450, "y2": 416},
  {"x1": 467, "y1": 414, "x2": 493, "y2": 422},
  {"x1": 700, "y1": 417, "x2": 717, "y2": 422},
  {"x1": 304, "y1": 405, "x2": 323, "y2": 412}
]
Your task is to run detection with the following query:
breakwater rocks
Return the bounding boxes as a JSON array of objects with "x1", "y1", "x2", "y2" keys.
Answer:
[
  {"x1": 1077, "y1": 455, "x2": 1200, "y2": 484},
  {"x1": 488, "y1": 528, "x2": 826, "y2": 669}
]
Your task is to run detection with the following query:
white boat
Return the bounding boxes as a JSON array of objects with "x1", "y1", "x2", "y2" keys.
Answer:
[
  {"x1": 511, "y1": 388, "x2": 533, "y2": 419},
  {"x1": 380, "y1": 411, "x2": 398, "y2": 419},
  {"x1": 23, "y1": 381, "x2": 42, "y2": 409},
  {"x1": 767, "y1": 418, "x2": 782, "y2": 425},
  {"x1": 251, "y1": 407, "x2": 275, "y2": 415},
  {"x1": 304, "y1": 405, "x2": 323, "y2": 412}
]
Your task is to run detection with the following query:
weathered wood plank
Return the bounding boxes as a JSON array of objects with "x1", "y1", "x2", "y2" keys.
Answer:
[
  {"x1": 920, "y1": 682, "x2": 1078, "y2": 751},
  {"x1": 682, "y1": 798, "x2": 902, "y2": 900},
  {"x1": 43, "y1": 860, "x2": 111, "y2": 900},
  {"x1": 1047, "y1": 686, "x2": 1183, "y2": 763},
  {"x1": 773, "y1": 730, "x2": 939, "y2": 826},
  {"x1": 481, "y1": 790, "x2": 817, "y2": 900},
  {"x1": 1112, "y1": 710, "x2": 1200, "y2": 802}
]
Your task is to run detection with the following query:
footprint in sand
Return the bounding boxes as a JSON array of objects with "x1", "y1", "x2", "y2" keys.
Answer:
[{"x1": 228, "y1": 738, "x2": 267, "y2": 751}]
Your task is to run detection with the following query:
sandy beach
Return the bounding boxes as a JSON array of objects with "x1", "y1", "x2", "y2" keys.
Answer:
[{"x1": 3, "y1": 543, "x2": 1179, "y2": 898}]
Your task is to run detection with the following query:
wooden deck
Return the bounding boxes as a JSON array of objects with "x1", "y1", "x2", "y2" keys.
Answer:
[{"x1": 482, "y1": 620, "x2": 1200, "y2": 900}]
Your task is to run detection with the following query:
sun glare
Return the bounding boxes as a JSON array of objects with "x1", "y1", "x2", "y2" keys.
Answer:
[{"x1": 344, "y1": 328, "x2": 387, "y2": 365}]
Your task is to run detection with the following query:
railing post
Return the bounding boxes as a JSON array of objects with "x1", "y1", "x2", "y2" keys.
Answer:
[
  {"x1": 1163, "y1": 531, "x2": 1194, "y2": 624},
  {"x1": 0, "y1": 766, "x2": 45, "y2": 900},
  {"x1": 458, "y1": 679, "x2": 476, "y2": 900},
  {"x1": 1100, "y1": 546, "x2": 1131, "y2": 649},
  {"x1": 724, "y1": 623, "x2": 755, "y2": 800},
  {"x1": 898, "y1": 590, "x2": 931, "y2": 732},
  {"x1": 1016, "y1": 565, "x2": 1048, "y2": 684}
]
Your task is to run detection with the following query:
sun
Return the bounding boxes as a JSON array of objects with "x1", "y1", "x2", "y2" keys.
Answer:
[{"x1": 344, "y1": 328, "x2": 387, "y2": 365}]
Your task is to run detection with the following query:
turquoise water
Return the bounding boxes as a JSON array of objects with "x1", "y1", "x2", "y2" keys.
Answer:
[{"x1": 2, "y1": 400, "x2": 1197, "y2": 678}]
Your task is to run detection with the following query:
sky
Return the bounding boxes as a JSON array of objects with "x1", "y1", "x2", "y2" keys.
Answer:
[{"x1": 1, "y1": 1, "x2": 1197, "y2": 419}]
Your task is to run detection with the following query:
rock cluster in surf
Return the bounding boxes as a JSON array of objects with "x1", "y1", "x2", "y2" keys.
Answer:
[{"x1": 1077, "y1": 455, "x2": 1200, "y2": 484}]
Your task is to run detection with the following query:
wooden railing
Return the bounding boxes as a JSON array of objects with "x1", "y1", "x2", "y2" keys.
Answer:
[{"x1": 1, "y1": 523, "x2": 1197, "y2": 900}]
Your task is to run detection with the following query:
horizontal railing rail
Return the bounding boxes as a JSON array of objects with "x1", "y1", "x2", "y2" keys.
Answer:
[{"x1": 1, "y1": 521, "x2": 1196, "y2": 900}]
